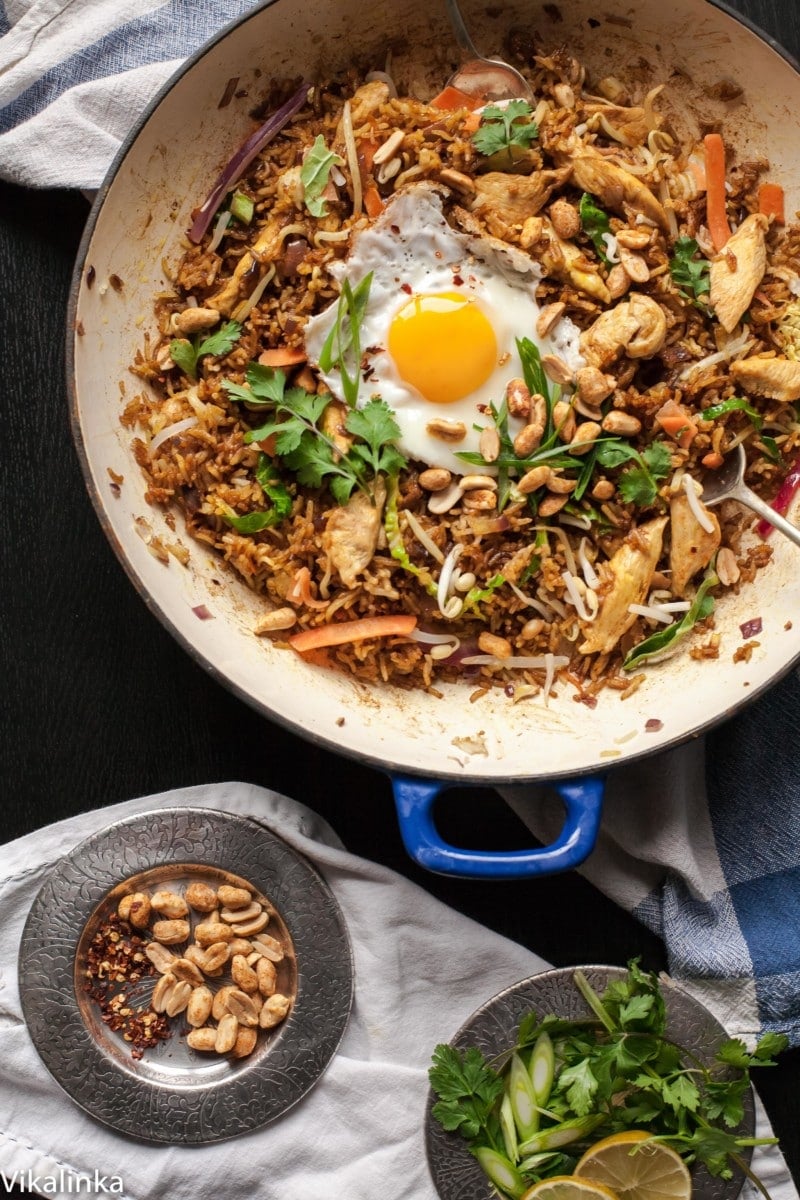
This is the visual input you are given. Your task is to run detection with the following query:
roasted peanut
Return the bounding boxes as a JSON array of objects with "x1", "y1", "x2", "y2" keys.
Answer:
[
  {"x1": 553, "y1": 400, "x2": 576, "y2": 443},
  {"x1": 150, "y1": 890, "x2": 189, "y2": 919},
  {"x1": 255, "y1": 608, "x2": 297, "y2": 635},
  {"x1": 542, "y1": 354, "x2": 574, "y2": 388},
  {"x1": 479, "y1": 426, "x2": 501, "y2": 463},
  {"x1": 259, "y1": 994, "x2": 292, "y2": 1029},
  {"x1": 151, "y1": 972, "x2": 177, "y2": 1014},
  {"x1": 549, "y1": 198, "x2": 580, "y2": 240},
  {"x1": 195, "y1": 920, "x2": 233, "y2": 946},
  {"x1": 118, "y1": 892, "x2": 151, "y2": 929},
  {"x1": 426, "y1": 418, "x2": 467, "y2": 443},
  {"x1": 606, "y1": 264, "x2": 631, "y2": 299},
  {"x1": 716, "y1": 546, "x2": 740, "y2": 586},
  {"x1": 232, "y1": 1027, "x2": 259, "y2": 1058},
  {"x1": 591, "y1": 479, "x2": 616, "y2": 501},
  {"x1": 517, "y1": 465, "x2": 551, "y2": 495},
  {"x1": 186, "y1": 985, "x2": 213, "y2": 1028},
  {"x1": 547, "y1": 473, "x2": 577, "y2": 494},
  {"x1": 462, "y1": 489, "x2": 496, "y2": 512},
  {"x1": 538, "y1": 493, "x2": 570, "y2": 516},
  {"x1": 576, "y1": 365, "x2": 615, "y2": 408},
  {"x1": 536, "y1": 301, "x2": 566, "y2": 338},
  {"x1": 427, "y1": 482, "x2": 464, "y2": 514},
  {"x1": 251, "y1": 933, "x2": 285, "y2": 963},
  {"x1": 570, "y1": 421, "x2": 602, "y2": 455},
  {"x1": 601, "y1": 410, "x2": 642, "y2": 436},
  {"x1": 227, "y1": 938, "x2": 254, "y2": 958},
  {"x1": 152, "y1": 919, "x2": 190, "y2": 945},
  {"x1": 231, "y1": 911, "x2": 269, "y2": 937},
  {"x1": 257, "y1": 956, "x2": 278, "y2": 997},
  {"x1": 460, "y1": 474, "x2": 497, "y2": 492},
  {"x1": 185, "y1": 882, "x2": 218, "y2": 912},
  {"x1": 212, "y1": 985, "x2": 238, "y2": 1022},
  {"x1": 437, "y1": 167, "x2": 475, "y2": 195},
  {"x1": 617, "y1": 245, "x2": 650, "y2": 283},
  {"x1": 215, "y1": 1013, "x2": 239, "y2": 1054},
  {"x1": 513, "y1": 422, "x2": 544, "y2": 458},
  {"x1": 231, "y1": 954, "x2": 259, "y2": 994},
  {"x1": 187, "y1": 1027, "x2": 218, "y2": 1052},
  {"x1": 372, "y1": 129, "x2": 404, "y2": 164},
  {"x1": 201, "y1": 941, "x2": 231, "y2": 974},
  {"x1": 520, "y1": 215, "x2": 544, "y2": 248},
  {"x1": 171, "y1": 957, "x2": 204, "y2": 985},
  {"x1": 165, "y1": 980, "x2": 192, "y2": 1017},
  {"x1": 477, "y1": 632, "x2": 512, "y2": 659},
  {"x1": 173, "y1": 307, "x2": 220, "y2": 335},
  {"x1": 615, "y1": 227, "x2": 651, "y2": 250},
  {"x1": 217, "y1": 885, "x2": 252, "y2": 910},
  {"x1": 520, "y1": 617, "x2": 546, "y2": 640},
  {"x1": 145, "y1": 942, "x2": 176, "y2": 974},
  {"x1": 226, "y1": 989, "x2": 260, "y2": 1027},
  {"x1": 505, "y1": 378, "x2": 531, "y2": 419},
  {"x1": 419, "y1": 468, "x2": 452, "y2": 492},
  {"x1": 220, "y1": 901, "x2": 262, "y2": 925}
]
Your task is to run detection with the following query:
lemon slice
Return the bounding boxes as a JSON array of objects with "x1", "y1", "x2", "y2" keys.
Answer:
[
  {"x1": 522, "y1": 1176, "x2": 621, "y2": 1200},
  {"x1": 575, "y1": 1130, "x2": 692, "y2": 1200}
]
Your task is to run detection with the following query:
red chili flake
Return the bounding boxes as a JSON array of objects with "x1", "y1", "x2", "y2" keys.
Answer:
[
  {"x1": 192, "y1": 604, "x2": 214, "y2": 620},
  {"x1": 739, "y1": 617, "x2": 763, "y2": 639},
  {"x1": 645, "y1": 718, "x2": 664, "y2": 733},
  {"x1": 452, "y1": 274, "x2": 464, "y2": 286},
  {"x1": 401, "y1": 282, "x2": 413, "y2": 294}
]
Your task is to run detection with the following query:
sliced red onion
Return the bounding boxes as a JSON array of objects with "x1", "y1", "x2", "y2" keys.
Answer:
[
  {"x1": 189, "y1": 82, "x2": 312, "y2": 244},
  {"x1": 756, "y1": 452, "x2": 800, "y2": 537},
  {"x1": 149, "y1": 416, "x2": 198, "y2": 456},
  {"x1": 645, "y1": 718, "x2": 664, "y2": 732},
  {"x1": 739, "y1": 617, "x2": 763, "y2": 638},
  {"x1": 191, "y1": 604, "x2": 214, "y2": 620}
]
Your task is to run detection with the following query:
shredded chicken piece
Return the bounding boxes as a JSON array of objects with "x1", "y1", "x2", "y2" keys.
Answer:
[
  {"x1": 730, "y1": 354, "x2": 800, "y2": 402},
  {"x1": 669, "y1": 492, "x2": 721, "y2": 596},
  {"x1": 469, "y1": 168, "x2": 571, "y2": 232},
  {"x1": 322, "y1": 478, "x2": 386, "y2": 589},
  {"x1": 207, "y1": 216, "x2": 287, "y2": 315},
  {"x1": 539, "y1": 216, "x2": 611, "y2": 304},
  {"x1": 709, "y1": 213, "x2": 768, "y2": 332},
  {"x1": 578, "y1": 517, "x2": 667, "y2": 655},
  {"x1": 580, "y1": 293, "x2": 667, "y2": 368},
  {"x1": 555, "y1": 147, "x2": 669, "y2": 230}
]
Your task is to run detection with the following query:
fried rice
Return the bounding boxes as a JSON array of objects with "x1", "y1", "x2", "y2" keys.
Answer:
[{"x1": 125, "y1": 37, "x2": 800, "y2": 701}]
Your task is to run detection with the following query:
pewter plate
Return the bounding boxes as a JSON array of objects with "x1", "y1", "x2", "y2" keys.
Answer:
[
  {"x1": 18, "y1": 807, "x2": 354, "y2": 1144},
  {"x1": 426, "y1": 965, "x2": 754, "y2": 1200}
]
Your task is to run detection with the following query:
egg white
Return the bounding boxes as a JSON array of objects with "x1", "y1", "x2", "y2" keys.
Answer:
[{"x1": 304, "y1": 184, "x2": 584, "y2": 475}]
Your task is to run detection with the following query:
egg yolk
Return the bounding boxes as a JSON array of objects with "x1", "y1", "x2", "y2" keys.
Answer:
[{"x1": 387, "y1": 291, "x2": 498, "y2": 404}]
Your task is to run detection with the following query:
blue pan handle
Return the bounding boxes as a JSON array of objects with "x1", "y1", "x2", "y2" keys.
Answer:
[{"x1": 390, "y1": 774, "x2": 606, "y2": 879}]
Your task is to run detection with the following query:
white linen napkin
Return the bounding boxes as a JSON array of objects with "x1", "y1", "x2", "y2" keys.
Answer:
[{"x1": 0, "y1": 783, "x2": 794, "y2": 1200}]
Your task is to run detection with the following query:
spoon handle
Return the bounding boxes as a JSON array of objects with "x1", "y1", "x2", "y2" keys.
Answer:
[
  {"x1": 445, "y1": 0, "x2": 481, "y2": 58},
  {"x1": 735, "y1": 481, "x2": 800, "y2": 550}
]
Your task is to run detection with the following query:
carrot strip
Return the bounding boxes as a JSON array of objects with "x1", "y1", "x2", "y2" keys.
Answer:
[
  {"x1": 701, "y1": 451, "x2": 724, "y2": 469},
  {"x1": 259, "y1": 347, "x2": 307, "y2": 368},
  {"x1": 287, "y1": 566, "x2": 329, "y2": 610},
  {"x1": 289, "y1": 614, "x2": 418, "y2": 653},
  {"x1": 462, "y1": 110, "x2": 482, "y2": 135},
  {"x1": 758, "y1": 181, "x2": 785, "y2": 224},
  {"x1": 655, "y1": 399, "x2": 698, "y2": 449},
  {"x1": 703, "y1": 133, "x2": 732, "y2": 251},
  {"x1": 358, "y1": 138, "x2": 380, "y2": 174},
  {"x1": 364, "y1": 184, "x2": 384, "y2": 218},
  {"x1": 430, "y1": 85, "x2": 482, "y2": 111}
]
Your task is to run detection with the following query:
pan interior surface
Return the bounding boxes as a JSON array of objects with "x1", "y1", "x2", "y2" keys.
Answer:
[{"x1": 70, "y1": 0, "x2": 800, "y2": 781}]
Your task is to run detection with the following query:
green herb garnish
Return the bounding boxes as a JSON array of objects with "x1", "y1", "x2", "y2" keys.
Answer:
[
  {"x1": 701, "y1": 396, "x2": 761, "y2": 425},
  {"x1": 383, "y1": 477, "x2": 438, "y2": 597},
  {"x1": 300, "y1": 134, "x2": 344, "y2": 217},
  {"x1": 579, "y1": 193, "x2": 612, "y2": 265},
  {"x1": 225, "y1": 364, "x2": 405, "y2": 506},
  {"x1": 472, "y1": 101, "x2": 538, "y2": 159},
  {"x1": 623, "y1": 566, "x2": 718, "y2": 669},
  {"x1": 430, "y1": 961, "x2": 786, "y2": 1200},
  {"x1": 170, "y1": 320, "x2": 242, "y2": 381},
  {"x1": 669, "y1": 236, "x2": 711, "y2": 308},
  {"x1": 596, "y1": 439, "x2": 672, "y2": 507},
  {"x1": 318, "y1": 273, "x2": 373, "y2": 408},
  {"x1": 229, "y1": 190, "x2": 254, "y2": 224}
]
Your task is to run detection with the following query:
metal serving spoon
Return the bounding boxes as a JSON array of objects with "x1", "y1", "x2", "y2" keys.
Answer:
[
  {"x1": 700, "y1": 443, "x2": 800, "y2": 549},
  {"x1": 444, "y1": 0, "x2": 534, "y2": 102}
]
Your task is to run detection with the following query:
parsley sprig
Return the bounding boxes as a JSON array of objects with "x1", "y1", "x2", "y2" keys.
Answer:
[
  {"x1": 430, "y1": 961, "x2": 787, "y2": 1200},
  {"x1": 223, "y1": 363, "x2": 406, "y2": 506},
  {"x1": 472, "y1": 100, "x2": 538, "y2": 159},
  {"x1": 169, "y1": 320, "x2": 242, "y2": 381}
]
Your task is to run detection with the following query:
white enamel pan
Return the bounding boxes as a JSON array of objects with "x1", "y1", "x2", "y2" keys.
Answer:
[{"x1": 68, "y1": 0, "x2": 800, "y2": 879}]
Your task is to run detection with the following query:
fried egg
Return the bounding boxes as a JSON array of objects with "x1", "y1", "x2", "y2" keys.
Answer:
[{"x1": 304, "y1": 184, "x2": 584, "y2": 475}]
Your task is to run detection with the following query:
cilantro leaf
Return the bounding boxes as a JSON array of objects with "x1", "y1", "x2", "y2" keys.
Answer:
[
  {"x1": 170, "y1": 320, "x2": 242, "y2": 380},
  {"x1": 623, "y1": 567, "x2": 719, "y2": 669},
  {"x1": 670, "y1": 237, "x2": 711, "y2": 307},
  {"x1": 472, "y1": 100, "x2": 538, "y2": 159},
  {"x1": 301, "y1": 134, "x2": 344, "y2": 217},
  {"x1": 597, "y1": 438, "x2": 671, "y2": 507},
  {"x1": 579, "y1": 193, "x2": 612, "y2": 265},
  {"x1": 346, "y1": 398, "x2": 408, "y2": 480}
]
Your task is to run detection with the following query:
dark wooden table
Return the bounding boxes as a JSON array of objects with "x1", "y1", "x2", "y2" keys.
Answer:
[{"x1": 1, "y1": 0, "x2": 798, "y2": 1189}]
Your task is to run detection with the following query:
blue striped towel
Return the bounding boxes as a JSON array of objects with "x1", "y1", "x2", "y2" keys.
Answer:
[
  {"x1": 0, "y1": 0, "x2": 259, "y2": 187},
  {"x1": 504, "y1": 662, "x2": 800, "y2": 1050}
]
